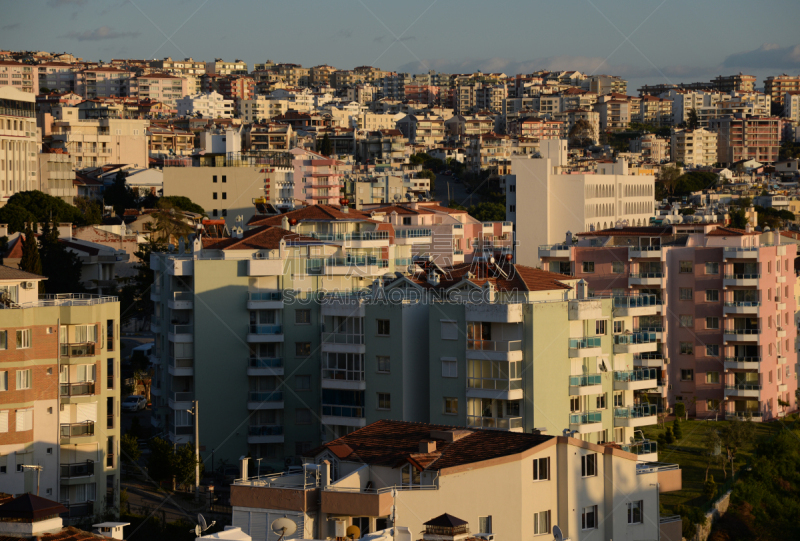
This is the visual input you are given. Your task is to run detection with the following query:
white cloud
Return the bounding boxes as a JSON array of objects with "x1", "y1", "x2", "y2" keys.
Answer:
[{"x1": 723, "y1": 43, "x2": 800, "y2": 69}]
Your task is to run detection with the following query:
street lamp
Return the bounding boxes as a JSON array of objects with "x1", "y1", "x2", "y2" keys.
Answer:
[{"x1": 186, "y1": 400, "x2": 200, "y2": 501}]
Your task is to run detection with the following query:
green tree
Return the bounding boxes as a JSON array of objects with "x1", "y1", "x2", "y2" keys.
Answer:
[
  {"x1": 5, "y1": 191, "x2": 89, "y2": 226},
  {"x1": 19, "y1": 227, "x2": 42, "y2": 277},
  {"x1": 703, "y1": 475, "x2": 717, "y2": 501},
  {"x1": 38, "y1": 221, "x2": 84, "y2": 294},
  {"x1": 173, "y1": 443, "x2": 203, "y2": 490},
  {"x1": 158, "y1": 196, "x2": 206, "y2": 216},
  {"x1": 657, "y1": 165, "x2": 681, "y2": 199},
  {"x1": 104, "y1": 171, "x2": 138, "y2": 216},
  {"x1": 146, "y1": 437, "x2": 175, "y2": 484},
  {"x1": 687, "y1": 108, "x2": 699, "y2": 130},
  {"x1": 317, "y1": 133, "x2": 332, "y2": 156},
  {"x1": 718, "y1": 418, "x2": 755, "y2": 478},
  {"x1": 568, "y1": 119, "x2": 596, "y2": 147},
  {"x1": 664, "y1": 427, "x2": 675, "y2": 444},
  {"x1": 147, "y1": 200, "x2": 194, "y2": 245},
  {"x1": 74, "y1": 197, "x2": 103, "y2": 224},
  {"x1": 467, "y1": 201, "x2": 506, "y2": 222},
  {"x1": 703, "y1": 427, "x2": 723, "y2": 481},
  {"x1": 121, "y1": 433, "x2": 142, "y2": 466},
  {"x1": 674, "y1": 402, "x2": 686, "y2": 419},
  {"x1": 672, "y1": 418, "x2": 683, "y2": 440},
  {"x1": 0, "y1": 205, "x2": 38, "y2": 234},
  {"x1": 448, "y1": 200, "x2": 467, "y2": 211},
  {"x1": 729, "y1": 208, "x2": 748, "y2": 229}
]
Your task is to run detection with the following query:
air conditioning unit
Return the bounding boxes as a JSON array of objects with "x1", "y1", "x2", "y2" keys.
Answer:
[
  {"x1": 668, "y1": 384, "x2": 673, "y2": 390},
  {"x1": 475, "y1": 535, "x2": 495, "y2": 541},
  {"x1": 334, "y1": 521, "x2": 347, "y2": 538},
  {"x1": 21, "y1": 281, "x2": 35, "y2": 289}
]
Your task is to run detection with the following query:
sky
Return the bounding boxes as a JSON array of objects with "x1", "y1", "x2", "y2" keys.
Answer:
[{"x1": 2, "y1": 0, "x2": 800, "y2": 93}]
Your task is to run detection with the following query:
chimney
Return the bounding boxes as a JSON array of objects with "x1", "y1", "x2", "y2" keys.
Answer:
[
  {"x1": 427, "y1": 272, "x2": 440, "y2": 287},
  {"x1": 281, "y1": 215, "x2": 289, "y2": 230},
  {"x1": 0, "y1": 224, "x2": 7, "y2": 238},
  {"x1": 419, "y1": 441, "x2": 436, "y2": 453},
  {"x1": 319, "y1": 460, "x2": 331, "y2": 488},
  {"x1": 238, "y1": 455, "x2": 249, "y2": 481},
  {"x1": 576, "y1": 279, "x2": 588, "y2": 300}
]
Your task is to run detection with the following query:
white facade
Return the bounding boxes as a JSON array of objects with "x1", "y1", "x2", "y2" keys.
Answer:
[
  {"x1": 0, "y1": 86, "x2": 38, "y2": 205},
  {"x1": 671, "y1": 128, "x2": 718, "y2": 167},
  {"x1": 176, "y1": 91, "x2": 234, "y2": 119},
  {"x1": 507, "y1": 139, "x2": 655, "y2": 266},
  {"x1": 199, "y1": 128, "x2": 243, "y2": 154},
  {"x1": 785, "y1": 92, "x2": 800, "y2": 124}
]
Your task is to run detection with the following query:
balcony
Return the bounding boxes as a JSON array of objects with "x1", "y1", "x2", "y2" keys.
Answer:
[
  {"x1": 568, "y1": 299, "x2": 603, "y2": 321},
  {"x1": 725, "y1": 383, "x2": 761, "y2": 397},
  {"x1": 614, "y1": 404, "x2": 658, "y2": 428},
  {"x1": 150, "y1": 318, "x2": 162, "y2": 334},
  {"x1": 777, "y1": 327, "x2": 787, "y2": 338},
  {"x1": 634, "y1": 352, "x2": 666, "y2": 368},
  {"x1": 60, "y1": 421, "x2": 95, "y2": 443},
  {"x1": 628, "y1": 245, "x2": 662, "y2": 258},
  {"x1": 168, "y1": 291, "x2": 193, "y2": 310},
  {"x1": 168, "y1": 324, "x2": 193, "y2": 343},
  {"x1": 168, "y1": 356, "x2": 194, "y2": 376},
  {"x1": 60, "y1": 382, "x2": 95, "y2": 400},
  {"x1": 394, "y1": 228, "x2": 432, "y2": 245},
  {"x1": 723, "y1": 274, "x2": 760, "y2": 287},
  {"x1": 247, "y1": 424, "x2": 284, "y2": 444},
  {"x1": 465, "y1": 303, "x2": 523, "y2": 323},
  {"x1": 629, "y1": 272, "x2": 664, "y2": 286},
  {"x1": 60, "y1": 343, "x2": 98, "y2": 363},
  {"x1": 467, "y1": 373, "x2": 523, "y2": 400},
  {"x1": 150, "y1": 285, "x2": 161, "y2": 302},
  {"x1": 248, "y1": 357, "x2": 284, "y2": 376},
  {"x1": 467, "y1": 415, "x2": 523, "y2": 432},
  {"x1": 248, "y1": 257, "x2": 284, "y2": 277},
  {"x1": 247, "y1": 291, "x2": 284, "y2": 310},
  {"x1": 568, "y1": 337, "x2": 602, "y2": 358},
  {"x1": 725, "y1": 410, "x2": 763, "y2": 421},
  {"x1": 168, "y1": 423, "x2": 194, "y2": 445},
  {"x1": 614, "y1": 368, "x2": 659, "y2": 391},
  {"x1": 538, "y1": 244, "x2": 571, "y2": 259},
  {"x1": 321, "y1": 293, "x2": 367, "y2": 318},
  {"x1": 723, "y1": 247, "x2": 758, "y2": 259},
  {"x1": 614, "y1": 332, "x2": 658, "y2": 354},
  {"x1": 247, "y1": 324, "x2": 284, "y2": 343},
  {"x1": 569, "y1": 374, "x2": 603, "y2": 396},
  {"x1": 723, "y1": 301, "x2": 760, "y2": 314},
  {"x1": 309, "y1": 230, "x2": 389, "y2": 248},
  {"x1": 620, "y1": 440, "x2": 658, "y2": 462},
  {"x1": 324, "y1": 257, "x2": 387, "y2": 276},
  {"x1": 612, "y1": 295, "x2": 661, "y2": 317},
  {"x1": 60, "y1": 461, "x2": 95, "y2": 480},
  {"x1": 166, "y1": 258, "x2": 194, "y2": 276},
  {"x1": 59, "y1": 502, "x2": 93, "y2": 519},
  {"x1": 466, "y1": 339, "x2": 523, "y2": 362},
  {"x1": 168, "y1": 391, "x2": 194, "y2": 410},
  {"x1": 724, "y1": 356, "x2": 761, "y2": 370},
  {"x1": 321, "y1": 404, "x2": 366, "y2": 427},
  {"x1": 248, "y1": 391, "x2": 284, "y2": 410},
  {"x1": 321, "y1": 332, "x2": 365, "y2": 354},
  {"x1": 723, "y1": 328, "x2": 760, "y2": 342},
  {"x1": 569, "y1": 411, "x2": 603, "y2": 434}
]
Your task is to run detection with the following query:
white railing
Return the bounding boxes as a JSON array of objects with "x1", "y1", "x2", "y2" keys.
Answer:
[{"x1": 1, "y1": 294, "x2": 118, "y2": 309}]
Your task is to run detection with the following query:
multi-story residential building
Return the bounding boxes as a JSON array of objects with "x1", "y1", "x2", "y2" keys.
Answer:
[
  {"x1": 671, "y1": 127, "x2": 718, "y2": 167},
  {"x1": 230, "y1": 420, "x2": 682, "y2": 541},
  {"x1": 554, "y1": 109, "x2": 600, "y2": 144},
  {"x1": 444, "y1": 115, "x2": 494, "y2": 137},
  {"x1": 353, "y1": 112, "x2": 402, "y2": 131},
  {"x1": 784, "y1": 91, "x2": 800, "y2": 123},
  {"x1": 245, "y1": 123, "x2": 293, "y2": 152},
  {"x1": 0, "y1": 86, "x2": 38, "y2": 205},
  {"x1": 37, "y1": 148, "x2": 75, "y2": 203},
  {"x1": 709, "y1": 114, "x2": 780, "y2": 166},
  {"x1": 204, "y1": 58, "x2": 248, "y2": 75},
  {"x1": 0, "y1": 61, "x2": 38, "y2": 95},
  {"x1": 0, "y1": 265, "x2": 121, "y2": 519},
  {"x1": 507, "y1": 140, "x2": 656, "y2": 267},
  {"x1": 629, "y1": 134, "x2": 668, "y2": 162},
  {"x1": 764, "y1": 74, "x2": 800, "y2": 106},
  {"x1": 560, "y1": 88, "x2": 598, "y2": 111},
  {"x1": 396, "y1": 113, "x2": 445, "y2": 146},
  {"x1": 309, "y1": 65, "x2": 336, "y2": 87},
  {"x1": 403, "y1": 84, "x2": 439, "y2": 105},
  {"x1": 147, "y1": 125, "x2": 195, "y2": 157},
  {"x1": 354, "y1": 129, "x2": 406, "y2": 166},
  {"x1": 75, "y1": 68, "x2": 132, "y2": 99},
  {"x1": 380, "y1": 73, "x2": 413, "y2": 100},
  {"x1": 130, "y1": 74, "x2": 188, "y2": 108},
  {"x1": 507, "y1": 118, "x2": 564, "y2": 139},
  {"x1": 36, "y1": 62, "x2": 77, "y2": 94},
  {"x1": 49, "y1": 106, "x2": 149, "y2": 169},
  {"x1": 594, "y1": 98, "x2": 630, "y2": 132},
  {"x1": 217, "y1": 75, "x2": 256, "y2": 109},
  {"x1": 176, "y1": 91, "x2": 234, "y2": 119},
  {"x1": 453, "y1": 83, "x2": 477, "y2": 115},
  {"x1": 634, "y1": 96, "x2": 672, "y2": 126},
  {"x1": 150, "y1": 57, "x2": 206, "y2": 78},
  {"x1": 586, "y1": 75, "x2": 627, "y2": 95},
  {"x1": 638, "y1": 74, "x2": 756, "y2": 96},
  {"x1": 540, "y1": 222, "x2": 798, "y2": 421},
  {"x1": 475, "y1": 84, "x2": 507, "y2": 113},
  {"x1": 239, "y1": 95, "x2": 292, "y2": 123},
  {"x1": 271, "y1": 63, "x2": 310, "y2": 87}
]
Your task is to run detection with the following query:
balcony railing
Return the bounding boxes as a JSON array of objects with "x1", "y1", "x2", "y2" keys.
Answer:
[
  {"x1": 539, "y1": 244, "x2": 570, "y2": 251},
  {"x1": 629, "y1": 272, "x2": 663, "y2": 278},
  {"x1": 395, "y1": 258, "x2": 413, "y2": 266},
  {"x1": 249, "y1": 292, "x2": 283, "y2": 301},
  {"x1": 249, "y1": 324, "x2": 283, "y2": 334},
  {"x1": 724, "y1": 274, "x2": 760, "y2": 280},
  {"x1": 724, "y1": 356, "x2": 761, "y2": 363},
  {"x1": 325, "y1": 256, "x2": 389, "y2": 268},
  {"x1": 724, "y1": 301, "x2": 760, "y2": 308},
  {"x1": 61, "y1": 421, "x2": 95, "y2": 438},
  {"x1": 569, "y1": 374, "x2": 602, "y2": 386},
  {"x1": 725, "y1": 328, "x2": 761, "y2": 335},
  {"x1": 171, "y1": 324, "x2": 193, "y2": 334},
  {"x1": 248, "y1": 425, "x2": 284, "y2": 436},
  {"x1": 309, "y1": 231, "x2": 389, "y2": 241},
  {"x1": 621, "y1": 441, "x2": 658, "y2": 455},
  {"x1": 173, "y1": 291, "x2": 193, "y2": 302},
  {"x1": 322, "y1": 404, "x2": 364, "y2": 418},
  {"x1": 467, "y1": 339, "x2": 522, "y2": 352},
  {"x1": 633, "y1": 326, "x2": 664, "y2": 333},
  {"x1": 569, "y1": 337, "x2": 602, "y2": 349},
  {"x1": 322, "y1": 332, "x2": 364, "y2": 345},
  {"x1": 614, "y1": 404, "x2": 657, "y2": 418},
  {"x1": 570, "y1": 412, "x2": 602, "y2": 424},
  {"x1": 60, "y1": 461, "x2": 95, "y2": 478},
  {"x1": 59, "y1": 502, "x2": 92, "y2": 518},
  {"x1": 395, "y1": 228, "x2": 432, "y2": 238},
  {"x1": 60, "y1": 343, "x2": 96, "y2": 357},
  {"x1": 727, "y1": 410, "x2": 762, "y2": 420},
  {"x1": 468, "y1": 377, "x2": 522, "y2": 391},
  {"x1": 614, "y1": 332, "x2": 657, "y2": 345},
  {"x1": 60, "y1": 382, "x2": 96, "y2": 396},
  {"x1": 614, "y1": 368, "x2": 658, "y2": 383},
  {"x1": 725, "y1": 383, "x2": 762, "y2": 391},
  {"x1": 249, "y1": 357, "x2": 283, "y2": 368},
  {"x1": 467, "y1": 416, "x2": 522, "y2": 430},
  {"x1": 249, "y1": 391, "x2": 284, "y2": 402},
  {"x1": 171, "y1": 391, "x2": 194, "y2": 403},
  {"x1": 613, "y1": 295, "x2": 661, "y2": 308}
]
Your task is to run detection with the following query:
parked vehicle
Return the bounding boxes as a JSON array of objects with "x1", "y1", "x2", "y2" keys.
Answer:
[{"x1": 122, "y1": 395, "x2": 147, "y2": 412}]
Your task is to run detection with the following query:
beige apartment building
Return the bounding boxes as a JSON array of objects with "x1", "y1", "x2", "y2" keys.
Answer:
[
  {"x1": 150, "y1": 57, "x2": 206, "y2": 91},
  {"x1": 230, "y1": 420, "x2": 682, "y2": 541},
  {"x1": 629, "y1": 134, "x2": 668, "y2": 162},
  {"x1": 0, "y1": 61, "x2": 38, "y2": 95},
  {"x1": 38, "y1": 149, "x2": 75, "y2": 203},
  {"x1": 50, "y1": 106, "x2": 149, "y2": 169},
  {"x1": 764, "y1": 74, "x2": 800, "y2": 105},
  {"x1": 671, "y1": 127, "x2": 718, "y2": 167},
  {"x1": 130, "y1": 74, "x2": 189, "y2": 107},
  {"x1": 0, "y1": 266, "x2": 122, "y2": 519},
  {"x1": 205, "y1": 59, "x2": 248, "y2": 75},
  {"x1": 0, "y1": 86, "x2": 38, "y2": 206}
]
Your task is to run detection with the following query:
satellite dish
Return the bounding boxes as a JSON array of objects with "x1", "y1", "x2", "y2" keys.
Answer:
[
  {"x1": 271, "y1": 518, "x2": 297, "y2": 541},
  {"x1": 190, "y1": 514, "x2": 216, "y2": 537},
  {"x1": 553, "y1": 525, "x2": 564, "y2": 541},
  {"x1": 346, "y1": 525, "x2": 361, "y2": 539}
]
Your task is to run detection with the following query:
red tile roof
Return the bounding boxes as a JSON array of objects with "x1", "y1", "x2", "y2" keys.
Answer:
[
  {"x1": 208, "y1": 225, "x2": 317, "y2": 250},
  {"x1": 578, "y1": 226, "x2": 674, "y2": 237},
  {"x1": 247, "y1": 204, "x2": 375, "y2": 227},
  {"x1": 705, "y1": 226, "x2": 760, "y2": 237}
]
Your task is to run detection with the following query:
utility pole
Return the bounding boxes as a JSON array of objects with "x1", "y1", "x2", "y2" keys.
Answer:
[{"x1": 193, "y1": 400, "x2": 200, "y2": 502}]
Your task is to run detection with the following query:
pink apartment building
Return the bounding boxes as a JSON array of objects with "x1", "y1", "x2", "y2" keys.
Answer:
[
  {"x1": 0, "y1": 61, "x2": 38, "y2": 95},
  {"x1": 539, "y1": 222, "x2": 798, "y2": 421},
  {"x1": 290, "y1": 148, "x2": 347, "y2": 206}
]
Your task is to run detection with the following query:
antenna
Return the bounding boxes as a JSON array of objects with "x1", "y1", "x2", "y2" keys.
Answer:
[
  {"x1": 553, "y1": 525, "x2": 564, "y2": 541},
  {"x1": 271, "y1": 518, "x2": 297, "y2": 541},
  {"x1": 190, "y1": 514, "x2": 216, "y2": 537}
]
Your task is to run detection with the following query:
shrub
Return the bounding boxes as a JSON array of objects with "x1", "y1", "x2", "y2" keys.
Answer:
[
  {"x1": 665, "y1": 427, "x2": 675, "y2": 444},
  {"x1": 673, "y1": 418, "x2": 683, "y2": 440},
  {"x1": 675, "y1": 402, "x2": 686, "y2": 419}
]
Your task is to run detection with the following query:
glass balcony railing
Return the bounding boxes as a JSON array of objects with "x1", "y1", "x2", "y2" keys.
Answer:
[
  {"x1": 61, "y1": 421, "x2": 95, "y2": 438},
  {"x1": 569, "y1": 337, "x2": 602, "y2": 349},
  {"x1": 249, "y1": 391, "x2": 284, "y2": 402},
  {"x1": 629, "y1": 272, "x2": 663, "y2": 278},
  {"x1": 248, "y1": 425, "x2": 284, "y2": 436},
  {"x1": 325, "y1": 256, "x2": 388, "y2": 267},
  {"x1": 613, "y1": 295, "x2": 661, "y2": 308},
  {"x1": 468, "y1": 377, "x2": 522, "y2": 391},
  {"x1": 467, "y1": 416, "x2": 523, "y2": 430},
  {"x1": 60, "y1": 343, "x2": 96, "y2": 357},
  {"x1": 249, "y1": 357, "x2": 283, "y2": 369},
  {"x1": 614, "y1": 332, "x2": 657, "y2": 345},
  {"x1": 395, "y1": 258, "x2": 413, "y2": 266},
  {"x1": 60, "y1": 461, "x2": 95, "y2": 478},
  {"x1": 309, "y1": 231, "x2": 389, "y2": 241},
  {"x1": 614, "y1": 368, "x2": 658, "y2": 382},
  {"x1": 249, "y1": 292, "x2": 283, "y2": 302},
  {"x1": 724, "y1": 301, "x2": 760, "y2": 307},
  {"x1": 249, "y1": 324, "x2": 283, "y2": 335},
  {"x1": 60, "y1": 382, "x2": 95, "y2": 396},
  {"x1": 726, "y1": 383, "x2": 762, "y2": 391},
  {"x1": 621, "y1": 441, "x2": 658, "y2": 455},
  {"x1": 570, "y1": 412, "x2": 602, "y2": 424},
  {"x1": 322, "y1": 404, "x2": 364, "y2": 418},
  {"x1": 170, "y1": 324, "x2": 193, "y2": 334},
  {"x1": 467, "y1": 339, "x2": 522, "y2": 352},
  {"x1": 569, "y1": 374, "x2": 602, "y2": 386},
  {"x1": 322, "y1": 332, "x2": 364, "y2": 345},
  {"x1": 724, "y1": 274, "x2": 760, "y2": 280},
  {"x1": 395, "y1": 228, "x2": 432, "y2": 238},
  {"x1": 614, "y1": 404, "x2": 657, "y2": 418},
  {"x1": 539, "y1": 244, "x2": 570, "y2": 251}
]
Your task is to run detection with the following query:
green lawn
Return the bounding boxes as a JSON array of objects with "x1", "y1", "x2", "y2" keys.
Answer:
[{"x1": 640, "y1": 419, "x2": 782, "y2": 512}]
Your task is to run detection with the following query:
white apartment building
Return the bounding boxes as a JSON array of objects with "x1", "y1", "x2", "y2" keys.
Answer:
[
  {"x1": 176, "y1": 91, "x2": 234, "y2": 119},
  {"x1": 507, "y1": 140, "x2": 655, "y2": 266},
  {"x1": 784, "y1": 91, "x2": 800, "y2": 123},
  {"x1": 240, "y1": 96, "x2": 296, "y2": 123},
  {"x1": 671, "y1": 127, "x2": 718, "y2": 167},
  {"x1": 199, "y1": 127, "x2": 243, "y2": 154},
  {"x1": 0, "y1": 87, "x2": 38, "y2": 206},
  {"x1": 354, "y1": 112, "x2": 403, "y2": 131}
]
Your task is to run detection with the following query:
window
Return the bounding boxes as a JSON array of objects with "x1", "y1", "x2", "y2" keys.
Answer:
[
  {"x1": 212, "y1": 192, "x2": 218, "y2": 200},
  {"x1": 0, "y1": 331, "x2": 6, "y2": 350},
  {"x1": 222, "y1": 209, "x2": 227, "y2": 217},
  {"x1": 706, "y1": 317, "x2": 719, "y2": 329},
  {"x1": 107, "y1": 320, "x2": 114, "y2": 351},
  {"x1": 16, "y1": 370, "x2": 31, "y2": 390},
  {"x1": 533, "y1": 457, "x2": 550, "y2": 481},
  {"x1": 627, "y1": 501, "x2": 643, "y2": 524},
  {"x1": 595, "y1": 320, "x2": 606, "y2": 335},
  {"x1": 581, "y1": 454, "x2": 597, "y2": 477},
  {"x1": 444, "y1": 397, "x2": 458, "y2": 415},
  {"x1": 534, "y1": 510, "x2": 551, "y2": 535},
  {"x1": 212, "y1": 175, "x2": 217, "y2": 183},
  {"x1": 570, "y1": 396, "x2": 580, "y2": 412},
  {"x1": 213, "y1": 209, "x2": 218, "y2": 217},
  {"x1": 295, "y1": 375, "x2": 311, "y2": 391},
  {"x1": 612, "y1": 261, "x2": 623, "y2": 274},
  {"x1": 706, "y1": 344, "x2": 719, "y2": 357},
  {"x1": 377, "y1": 356, "x2": 390, "y2": 373},
  {"x1": 613, "y1": 392, "x2": 623, "y2": 407},
  {"x1": 613, "y1": 321, "x2": 623, "y2": 334},
  {"x1": 596, "y1": 393, "x2": 607, "y2": 410},
  {"x1": 295, "y1": 310, "x2": 311, "y2": 324},
  {"x1": 402, "y1": 217, "x2": 411, "y2": 225},
  {"x1": 706, "y1": 262, "x2": 719, "y2": 274},
  {"x1": 376, "y1": 319, "x2": 390, "y2": 336},
  {"x1": 16, "y1": 329, "x2": 31, "y2": 349},
  {"x1": 222, "y1": 175, "x2": 227, "y2": 183},
  {"x1": 582, "y1": 261, "x2": 595, "y2": 273},
  {"x1": 679, "y1": 288, "x2": 693, "y2": 300},
  {"x1": 440, "y1": 321, "x2": 458, "y2": 340},
  {"x1": 681, "y1": 369, "x2": 694, "y2": 381},
  {"x1": 582, "y1": 505, "x2": 598, "y2": 530},
  {"x1": 707, "y1": 399, "x2": 720, "y2": 411},
  {"x1": 295, "y1": 409, "x2": 311, "y2": 424},
  {"x1": 680, "y1": 261, "x2": 693, "y2": 273},
  {"x1": 680, "y1": 342, "x2": 693, "y2": 355},
  {"x1": 0, "y1": 411, "x2": 7, "y2": 433},
  {"x1": 295, "y1": 441, "x2": 312, "y2": 455},
  {"x1": 222, "y1": 192, "x2": 227, "y2": 200},
  {"x1": 16, "y1": 408, "x2": 32, "y2": 431},
  {"x1": 0, "y1": 372, "x2": 6, "y2": 391},
  {"x1": 479, "y1": 516, "x2": 492, "y2": 534},
  {"x1": 705, "y1": 290, "x2": 720, "y2": 303},
  {"x1": 680, "y1": 315, "x2": 693, "y2": 328},
  {"x1": 295, "y1": 342, "x2": 311, "y2": 357},
  {"x1": 401, "y1": 463, "x2": 421, "y2": 487},
  {"x1": 706, "y1": 371, "x2": 720, "y2": 384},
  {"x1": 377, "y1": 393, "x2": 391, "y2": 410},
  {"x1": 441, "y1": 358, "x2": 457, "y2": 378}
]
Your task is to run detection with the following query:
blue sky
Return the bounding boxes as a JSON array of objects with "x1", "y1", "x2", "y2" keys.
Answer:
[{"x1": 2, "y1": 0, "x2": 800, "y2": 92}]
